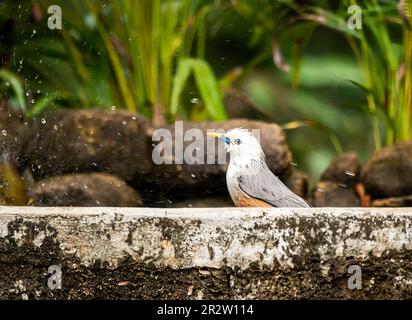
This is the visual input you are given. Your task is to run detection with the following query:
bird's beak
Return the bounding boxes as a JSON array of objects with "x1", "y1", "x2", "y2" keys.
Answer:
[
  {"x1": 207, "y1": 132, "x2": 223, "y2": 139},
  {"x1": 207, "y1": 132, "x2": 231, "y2": 145}
]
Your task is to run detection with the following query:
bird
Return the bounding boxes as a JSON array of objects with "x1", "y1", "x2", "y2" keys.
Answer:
[{"x1": 207, "y1": 128, "x2": 310, "y2": 207}]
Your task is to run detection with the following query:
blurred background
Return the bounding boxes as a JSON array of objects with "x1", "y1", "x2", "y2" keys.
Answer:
[{"x1": 0, "y1": 0, "x2": 411, "y2": 187}]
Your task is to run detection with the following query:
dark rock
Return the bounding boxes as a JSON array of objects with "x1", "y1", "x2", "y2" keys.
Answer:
[
  {"x1": 320, "y1": 152, "x2": 361, "y2": 187},
  {"x1": 360, "y1": 141, "x2": 412, "y2": 199},
  {"x1": 372, "y1": 195, "x2": 412, "y2": 207},
  {"x1": 27, "y1": 109, "x2": 153, "y2": 182},
  {"x1": 311, "y1": 152, "x2": 362, "y2": 207},
  {"x1": 28, "y1": 173, "x2": 143, "y2": 206},
  {"x1": 0, "y1": 100, "x2": 29, "y2": 167},
  {"x1": 311, "y1": 181, "x2": 360, "y2": 207},
  {"x1": 282, "y1": 169, "x2": 309, "y2": 199}
]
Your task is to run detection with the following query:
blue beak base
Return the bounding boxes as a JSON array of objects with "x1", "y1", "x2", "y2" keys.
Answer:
[{"x1": 220, "y1": 136, "x2": 231, "y2": 145}]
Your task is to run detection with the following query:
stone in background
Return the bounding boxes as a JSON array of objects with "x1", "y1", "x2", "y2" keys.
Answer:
[
  {"x1": 27, "y1": 109, "x2": 153, "y2": 182},
  {"x1": 310, "y1": 152, "x2": 361, "y2": 207},
  {"x1": 361, "y1": 141, "x2": 412, "y2": 199},
  {"x1": 28, "y1": 173, "x2": 143, "y2": 207}
]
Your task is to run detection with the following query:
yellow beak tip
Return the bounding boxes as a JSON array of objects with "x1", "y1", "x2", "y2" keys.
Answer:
[{"x1": 207, "y1": 132, "x2": 222, "y2": 138}]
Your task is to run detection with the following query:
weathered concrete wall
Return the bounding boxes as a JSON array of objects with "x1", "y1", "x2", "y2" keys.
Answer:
[{"x1": 0, "y1": 207, "x2": 411, "y2": 299}]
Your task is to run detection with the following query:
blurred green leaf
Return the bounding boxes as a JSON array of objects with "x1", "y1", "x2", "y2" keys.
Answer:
[
  {"x1": 0, "y1": 69, "x2": 26, "y2": 112},
  {"x1": 171, "y1": 59, "x2": 193, "y2": 115},
  {"x1": 347, "y1": 80, "x2": 372, "y2": 94},
  {"x1": 26, "y1": 93, "x2": 60, "y2": 118},
  {"x1": 171, "y1": 58, "x2": 227, "y2": 120},
  {"x1": 191, "y1": 59, "x2": 227, "y2": 120}
]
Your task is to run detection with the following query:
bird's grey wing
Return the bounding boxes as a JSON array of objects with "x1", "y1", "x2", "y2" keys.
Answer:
[{"x1": 238, "y1": 165, "x2": 310, "y2": 207}]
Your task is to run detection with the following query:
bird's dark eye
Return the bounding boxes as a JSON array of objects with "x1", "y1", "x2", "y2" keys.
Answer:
[{"x1": 234, "y1": 138, "x2": 241, "y2": 145}]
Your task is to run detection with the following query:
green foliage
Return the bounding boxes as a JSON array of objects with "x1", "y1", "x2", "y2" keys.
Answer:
[
  {"x1": 231, "y1": 0, "x2": 318, "y2": 85},
  {"x1": 171, "y1": 58, "x2": 227, "y2": 120},
  {"x1": 0, "y1": 69, "x2": 26, "y2": 112},
  {"x1": 1, "y1": 0, "x2": 227, "y2": 122},
  {"x1": 230, "y1": 0, "x2": 412, "y2": 153},
  {"x1": 0, "y1": 68, "x2": 60, "y2": 117},
  {"x1": 302, "y1": 0, "x2": 412, "y2": 148},
  {"x1": 1, "y1": 0, "x2": 411, "y2": 186}
]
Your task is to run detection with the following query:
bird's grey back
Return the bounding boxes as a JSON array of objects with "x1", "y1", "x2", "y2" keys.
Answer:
[{"x1": 229, "y1": 162, "x2": 310, "y2": 208}]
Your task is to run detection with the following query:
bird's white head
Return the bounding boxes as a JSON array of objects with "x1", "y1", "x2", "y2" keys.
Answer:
[{"x1": 207, "y1": 128, "x2": 265, "y2": 167}]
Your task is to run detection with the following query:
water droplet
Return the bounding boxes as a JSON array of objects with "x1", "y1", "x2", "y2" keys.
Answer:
[{"x1": 344, "y1": 171, "x2": 356, "y2": 177}]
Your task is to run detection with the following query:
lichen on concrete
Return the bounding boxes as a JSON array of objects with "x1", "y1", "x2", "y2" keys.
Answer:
[{"x1": 0, "y1": 207, "x2": 411, "y2": 299}]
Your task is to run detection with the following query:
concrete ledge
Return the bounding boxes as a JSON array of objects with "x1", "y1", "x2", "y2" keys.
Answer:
[{"x1": 0, "y1": 207, "x2": 411, "y2": 299}]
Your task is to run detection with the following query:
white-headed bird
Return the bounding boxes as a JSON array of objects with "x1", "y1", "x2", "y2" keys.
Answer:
[{"x1": 207, "y1": 128, "x2": 310, "y2": 207}]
